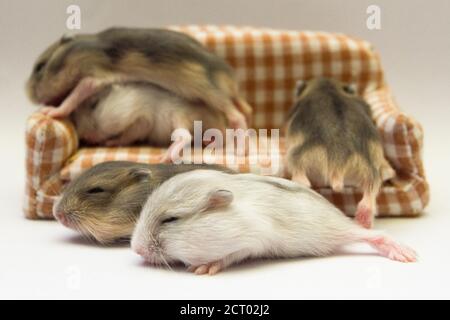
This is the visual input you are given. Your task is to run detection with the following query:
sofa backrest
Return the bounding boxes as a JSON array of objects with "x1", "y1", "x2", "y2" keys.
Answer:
[{"x1": 171, "y1": 25, "x2": 385, "y2": 129}]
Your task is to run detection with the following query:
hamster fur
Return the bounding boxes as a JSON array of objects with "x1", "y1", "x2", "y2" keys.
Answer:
[
  {"x1": 72, "y1": 82, "x2": 227, "y2": 161},
  {"x1": 53, "y1": 161, "x2": 234, "y2": 244},
  {"x1": 131, "y1": 170, "x2": 416, "y2": 275},
  {"x1": 26, "y1": 28, "x2": 251, "y2": 130},
  {"x1": 286, "y1": 77, "x2": 394, "y2": 228}
]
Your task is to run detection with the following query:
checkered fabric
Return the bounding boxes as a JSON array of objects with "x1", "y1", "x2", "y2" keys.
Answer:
[{"x1": 24, "y1": 25, "x2": 429, "y2": 219}]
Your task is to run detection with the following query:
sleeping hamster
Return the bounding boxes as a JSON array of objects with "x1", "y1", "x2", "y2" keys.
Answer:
[
  {"x1": 26, "y1": 27, "x2": 251, "y2": 130},
  {"x1": 53, "y1": 161, "x2": 234, "y2": 244},
  {"x1": 131, "y1": 170, "x2": 416, "y2": 275},
  {"x1": 285, "y1": 77, "x2": 394, "y2": 228},
  {"x1": 72, "y1": 82, "x2": 227, "y2": 162}
]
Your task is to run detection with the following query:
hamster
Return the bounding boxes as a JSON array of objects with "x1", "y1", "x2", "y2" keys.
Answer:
[
  {"x1": 72, "y1": 82, "x2": 227, "y2": 162},
  {"x1": 53, "y1": 161, "x2": 234, "y2": 244},
  {"x1": 26, "y1": 27, "x2": 251, "y2": 130},
  {"x1": 131, "y1": 170, "x2": 416, "y2": 275},
  {"x1": 285, "y1": 77, "x2": 393, "y2": 229}
]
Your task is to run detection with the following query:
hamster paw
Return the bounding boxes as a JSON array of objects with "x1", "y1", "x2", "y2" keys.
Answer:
[
  {"x1": 158, "y1": 152, "x2": 174, "y2": 164},
  {"x1": 330, "y1": 175, "x2": 344, "y2": 192},
  {"x1": 189, "y1": 262, "x2": 223, "y2": 275},
  {"x1": 367, "y1": 236, "x2": 417, "y2": 263},
  {"x1": 40, "y1": 106, "x2": 70, "y2": 118},
  {"x1": 355, "y1": 205, "x2": 373, "y2": 229},
  {"x1": 227, "y1": 111, "x2": 248, "y2": 131},
  {"x1": 292, "y1": 172, "x2": 311, "y2": 187},
  {"x1": 39, "y1": 106, "x2": 52, "y2": 115}
]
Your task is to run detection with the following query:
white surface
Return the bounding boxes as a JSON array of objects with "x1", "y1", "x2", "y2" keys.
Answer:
[{"x1": 1, "y1": 0, "x2": 450, "y2": 299}]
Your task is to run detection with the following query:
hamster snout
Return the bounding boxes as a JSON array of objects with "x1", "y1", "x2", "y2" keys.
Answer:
[
  {"x1": 131, "y1": 236, "x2": 168, "y2": 266},
  {"x1": 53, "y1": 196, "x2": 74, "y2": 229}
]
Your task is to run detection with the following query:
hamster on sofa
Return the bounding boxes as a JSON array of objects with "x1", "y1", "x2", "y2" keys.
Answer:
[
  {"x1": 285, "y1": 77, "x2": 394, "y2": 228},
  {"x1": 26, "y1": 27, "x2": 252, "y2": 130}
]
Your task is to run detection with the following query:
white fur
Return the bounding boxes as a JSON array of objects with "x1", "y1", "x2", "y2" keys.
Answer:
[
  {"x1": 73, "y1": 83, "x2": 226, "y2": 146},
  {"x1": 131, "y1": 170, "x2": 388, "y2": 270}
]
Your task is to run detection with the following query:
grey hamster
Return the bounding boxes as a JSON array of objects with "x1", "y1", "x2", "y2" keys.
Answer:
[{"x1": 286, "y1": 77, "x2": 394, "y2": 228}]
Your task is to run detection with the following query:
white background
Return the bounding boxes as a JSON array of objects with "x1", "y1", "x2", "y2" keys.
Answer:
[{"x1": 0, "y1": 0, "x2": 449, "y2": 299}]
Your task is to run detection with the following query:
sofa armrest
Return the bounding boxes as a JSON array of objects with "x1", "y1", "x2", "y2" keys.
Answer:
[
  {"x1": 364, "y1": 87, "x2": 425, "y2": 178},
  {"x1": 24, "y1": 112, "x2": 79, "y2": 219}
]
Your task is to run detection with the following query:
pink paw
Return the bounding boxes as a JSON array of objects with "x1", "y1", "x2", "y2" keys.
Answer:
[
  {"x1": 188, "y1": 262, "x2": 223, "y2": 275},
  {"x1": 40, "y1": 107, "x2": 69, "y2": 118},
  {"x1": 355, "y1": 205, "x2": 373, "y2": 229},
  {"x1": 158, "y1": 152, "x2": 174, "y2": 164},
  {"x1": 228, "y1": 113, "x2": 248, "y2": 131},
  {"x1": 369, "y1": 236, "x2": 417, "y2": 263},
  {"x1": 292, "y1": 173, "x2": 311, "y2": 187},
  {"x1": 39, "y1": 106, "x2": 55, "y2": 116}
]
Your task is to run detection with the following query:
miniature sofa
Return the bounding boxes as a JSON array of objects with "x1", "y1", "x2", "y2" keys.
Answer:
[{"x1": 24, "y1": 25, "x2": 429, "y2": 219}]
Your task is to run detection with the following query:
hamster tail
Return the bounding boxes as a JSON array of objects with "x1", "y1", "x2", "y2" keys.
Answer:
[{"x1": 348, "y1": 228, "x2": 417, "y2": 263}]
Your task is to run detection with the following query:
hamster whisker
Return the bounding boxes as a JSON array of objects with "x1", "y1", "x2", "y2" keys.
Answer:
[
  {"x1": 71, "y1": 220, "x2": 94, "y2": 243},
  {"x1": 158, "y1": 253, "x2": 173, "y2": 272},
  {"x1": 73, "y1": 220, "x2": 101, "y2": 245}
]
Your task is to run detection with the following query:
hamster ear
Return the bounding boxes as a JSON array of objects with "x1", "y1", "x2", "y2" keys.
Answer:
[
  {"x1": 203, "y1": 189, "x2": 233, "y2": 212},
  {"x1": 129, "y1": 167, "x2": 152, "y2": 180},
  {"x1": 295, "y1": 80, "x2": 307, "y2": 97},
  {"x1": 343, "y1": 83, "x2": 357, "y2": 95},
  {"x1": 60, "y1": 34, "x2": 74, "y2": 45}
]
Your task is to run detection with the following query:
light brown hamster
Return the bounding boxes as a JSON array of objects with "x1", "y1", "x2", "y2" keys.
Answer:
[
  {"x1": 286, "y1": 77, "x2": 394, "y2": 228},
  {"x1": 26, "y1": 28, "x2": 252, "y2": 130},
  {"x1": 53, "y1": 161, "x2": 234, "y2": 244}
]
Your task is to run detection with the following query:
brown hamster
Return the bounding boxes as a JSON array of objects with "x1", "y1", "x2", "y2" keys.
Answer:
[
  {"x1": 286, "y1": 77, "x2": 393, "y2": 228},
  {"x1": 53, "y1": 161, "x2": 234, "y2": 244},
  {"x1": 26, "y1": 28, "x2": 251, "y2": 130}
]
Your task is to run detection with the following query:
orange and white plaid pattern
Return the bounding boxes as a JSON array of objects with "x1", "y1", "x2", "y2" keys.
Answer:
[{"x1": 23, "y1": 25, "x2": 429, "y2": 219}]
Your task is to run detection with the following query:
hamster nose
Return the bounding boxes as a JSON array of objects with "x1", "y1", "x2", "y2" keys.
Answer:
[
  {"x1": 134, "y1": 246, "x2": 145, "y2": 256},
  {"x1": 54, "y1": 211, "x2": 70, "y2": 227},
  {"x1": 134, "y1": 246, "x2": 150, "y2": 259}
]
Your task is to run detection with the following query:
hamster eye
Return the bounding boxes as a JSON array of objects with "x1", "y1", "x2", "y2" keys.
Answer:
[
  {"x1": 34, "y1": 61, "x2": 46, "y2": 73},
  {"x1": 161, "y1": 217, "x2": 179, "y2": 224},
  {"x1": 343, "y1": 85, "x2": 355, "y2": 95},
  {"x1": 86, "y1": 187, "x2": 105, "y2": 194}
]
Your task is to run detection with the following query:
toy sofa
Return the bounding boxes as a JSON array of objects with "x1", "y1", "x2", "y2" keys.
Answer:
[{"x1": 24, "y1": 25, "x2": 429, "y2": 219}]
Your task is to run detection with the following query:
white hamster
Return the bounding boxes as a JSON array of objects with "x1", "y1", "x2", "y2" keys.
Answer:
[
  {"x1": 72, "y1": 82, "x2": 227, "y2": 162},
  {"x1": 131, "y1": 170, "x2": 416, "y2": 275}
]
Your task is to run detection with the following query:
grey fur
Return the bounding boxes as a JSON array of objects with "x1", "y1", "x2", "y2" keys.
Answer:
[{"x1": 288, "y1": 77, "x2": 380, "y2": 177}]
